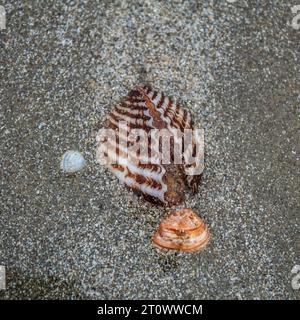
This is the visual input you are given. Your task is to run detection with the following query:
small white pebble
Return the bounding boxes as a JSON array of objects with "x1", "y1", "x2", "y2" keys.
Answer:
[{"x1": 38, "y1": 122, "x2": 46, "y2": 130}]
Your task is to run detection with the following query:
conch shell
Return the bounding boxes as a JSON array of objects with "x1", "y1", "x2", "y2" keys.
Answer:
[{"x1": 152, "y1": 208, "x2": 210, "y2": 253}]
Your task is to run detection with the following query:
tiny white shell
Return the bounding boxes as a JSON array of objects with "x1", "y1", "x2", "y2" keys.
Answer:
[{"x1": 60, "y1": 150, "x2": 86, "y2": 173}]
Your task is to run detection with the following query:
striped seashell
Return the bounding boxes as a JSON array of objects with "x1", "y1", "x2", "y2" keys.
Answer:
[
  {"x1": 152, "y1": 208, "x2": 210, "y2": 253},
  {"x1": 61, "y1": 150, "x2": 86, "y2": 173},
  {"x1": 97, "y1": 85, "x2": 203, "y2": 206}
]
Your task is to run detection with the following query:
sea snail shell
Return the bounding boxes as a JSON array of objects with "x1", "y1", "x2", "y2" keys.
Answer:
[{"x1": 152, "y1": 208, "x2": 210, "y2": 253}]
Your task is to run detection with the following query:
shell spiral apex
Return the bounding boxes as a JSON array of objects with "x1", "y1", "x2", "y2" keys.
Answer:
[{"x1": 152, "y1": 208, "x2": 210, "y2": 253}]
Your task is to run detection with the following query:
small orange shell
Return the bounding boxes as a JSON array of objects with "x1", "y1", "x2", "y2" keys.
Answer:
[{"x1": 152, "y1": 208, "x2": 210, "y2": 253}]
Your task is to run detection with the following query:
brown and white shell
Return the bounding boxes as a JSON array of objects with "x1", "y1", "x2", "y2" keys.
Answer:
[
  {"x1": 152, "y1": 208, "x2": 210, "y2": 253},
  {"x1": 97, "y1": 85, "x2": 203, "y2": 206}
]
